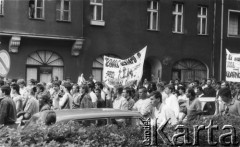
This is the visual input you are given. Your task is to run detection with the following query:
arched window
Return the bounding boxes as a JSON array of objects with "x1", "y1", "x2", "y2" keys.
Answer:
[
  {"x1": 172, "y1": 59, "x2": 208, "y2": 82},
  {"x1": 26, "y1": 51, "x2": 64, "y2": 83},
  {"x1": 92, "y1": 54, "x2": 119, "y2": 82}
]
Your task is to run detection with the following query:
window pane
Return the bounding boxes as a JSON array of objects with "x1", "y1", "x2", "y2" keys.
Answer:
[
  {"x1": 178, "y1": 4, "x2": 182, "y2": 13},
  {"x1": 177, "y1": 15, "x2": 182, "y2": 32},
  {"x1": 63, "y1": 11, "x2": 69, "y2": 20},
  {"x1": 92, "y1": 68, "x2": 102, "y2": 82},
  {"x1": 96, "y1": 6, "x2": 102, "y2": 20},
  {"x1": 173, "y1": 3, "x2": 177, "y2": 12},
  {"x1": 198, "y1": 7, "x2": 201, "y2": 15},
  {"x1": 147, "y1": 1, "x2": 151, "y2": 9},
  {"x1": 96, "y1": 0, "x2": 102, "y2": 3},
  {"x1": 64, "y1": 0, "x2": 69, "y2": 10},
  {"x1": 203, "y1": 7, "x2": 207, "y2": 15},
  {"x1": 36, "y1": 9, "x2": 43, "y2": 18},
  {"x1": 229, "y1": 13, "x2": 238, "y2": 35},
  {"x1": 0, "y1": 0, "x2": 3, "y2": 15},
  {"x1": 172, "y1": 15, "x2": 176, "y2": 32},
  {"x1": 56, "y1": 0, "x2": 60, "y2": 10},
  {"x1": 153, "y1": 12, "x2": 157, "y2": 30},
  {"x1": 202, "y1": 18, "x2": 206, "y2": 34},
  {"x1": 197, "y1": 17, "x2": 201, "y2": 34},
  {"x1": 147, "y1": 12, "x2": 151, "y2": 29},
  {"x1": 37, "y1": 0, "x2": 43, "y2": 7},
  {"x1": 153, "y1": 1, "x2": 158, "y2": 10}
]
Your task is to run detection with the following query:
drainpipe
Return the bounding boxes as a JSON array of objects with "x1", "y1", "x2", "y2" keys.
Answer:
[
  {"x1": 212, "y1": 0, "x2": 216, "y2": 78},
  {"x1": 220, "y1": 0, "x2": 224, "y2": 81}
]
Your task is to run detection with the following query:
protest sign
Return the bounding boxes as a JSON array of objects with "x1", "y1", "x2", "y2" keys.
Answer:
[
  {"x1": 103, "y1": 46, "x2": 147, "y2": 88},
  {"x1": 226, "y1": 49, "x2": 240, "y2": 82}
]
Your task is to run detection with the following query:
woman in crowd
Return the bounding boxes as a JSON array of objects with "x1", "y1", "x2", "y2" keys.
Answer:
[
  {"x1": 72, "y1": 84, "x2": 81, "y2": 109},
  {"x1": 80, "y1": 85, "x2": 93, "y2": 108},
  {"x1": 10, "y1": 83, "x2": 23, "y2": 113}
]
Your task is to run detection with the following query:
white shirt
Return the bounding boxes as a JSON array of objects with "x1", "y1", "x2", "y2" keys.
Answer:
[
  {"x1": 151, "y1": 103, "x2": 177, "y2": 127},
  {"x1": 133, "y1": 98, "x2": 152, "y2": 116},
  {"x1": 89, "y1": 91, "x2": 97, "y2": 103},
  {"x1": 161, "y1": 92, "x2": 168, "y2": 104},
  {"x1": 178, "y1": 94, "x2": 188, "y2": 101},
  {"x1": 113, "y1": 96, "x2": 128, "y2": 110},
  {"x1": 165, "y1": 93, "x2": 180, "y2": 119}
]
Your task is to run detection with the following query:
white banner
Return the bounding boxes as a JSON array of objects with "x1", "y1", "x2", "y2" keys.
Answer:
[
  {"x1": 103, "y1": 46, "x2": 147, "y2": 88},
  {"x1": 226, "y1": 49, "x2": 240, "y2": 82}
]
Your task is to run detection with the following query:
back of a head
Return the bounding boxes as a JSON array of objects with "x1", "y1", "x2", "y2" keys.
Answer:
[
  {"x1": 219, "y1": 87, "x2": 231, "y2": 98},
  {"x1": 147, "y1": 82, "x2": 157, "y2": 93},
  {"x1": 1, "y1": 85, "x2": 11, "y2": 96},
  {"x1": 11, "y1": 83, "x2": 20, "y2": 94}
]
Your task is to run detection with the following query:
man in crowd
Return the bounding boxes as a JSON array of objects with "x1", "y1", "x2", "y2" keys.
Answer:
[
  {"x1": 150, "y1": 91, "x2": 177, "y2": 127},
  {"x1": 122, "y1": 87, "x2": 135, "y2": 110},
  {"x1": 0, "y1": 85, "x2": 17, "y2": 126},
  {"x1": 51, "y1": 82, "x2": 61, "y2": 110},
  {"x1": 113, "y1": 86, "x2": 128, "y2": 110},
  {"x1": 164, "y1": 84, "x2": 180, "y2": 120},
  {"x1": 133, "y1": 87, "x2": 152, "y2": 117},
  {"x1": 88, "y1": 82, "x2": 97, "y2": 108},
  {"x1": 203, "y1": 79, "x2": 216, "y2": 97},
  {"x1": 216, "y1": 87, "x2": 240, "y2": 116}
]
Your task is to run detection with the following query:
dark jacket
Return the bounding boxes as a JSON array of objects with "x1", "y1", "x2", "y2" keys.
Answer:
[{"x1": 0, "y1": 96, "x2": 17, "y2": 125}]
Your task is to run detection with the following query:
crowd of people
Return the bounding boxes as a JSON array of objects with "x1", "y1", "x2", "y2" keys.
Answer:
[{"x1": 0, "y1": 75, "x2": 240, "y2": 128}]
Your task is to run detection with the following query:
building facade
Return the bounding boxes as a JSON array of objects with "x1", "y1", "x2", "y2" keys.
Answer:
[{"x1": 0, "y1": 0, "x2": 239, "y2": 84}]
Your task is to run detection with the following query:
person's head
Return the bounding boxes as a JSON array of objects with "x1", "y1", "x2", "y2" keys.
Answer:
[
  {"x1": 72, "y1": 84, "x2": 79, "y2": 94},
  {"x1": 87, "y1": 81, "x2": 95, "y2": 91},
  {"x1": 157, "y1": 83, "x2": 165, "y2": 92},
  {"x1": 215, "y1": 81, "x2": 221, "y2": 90},
  {"x1": 36, "y1": 83, "x2": 45, "y2": 93},
  {"x1": 221, "y1": 81, "x2": 229, "y2": 89},
  {"x1": 53, "y1": 82, "x2": 60, "y2": 92},
  {"x1": 30, "y1": 86, "x2": 37, "y2": 96},
  {"x1": 42, "y1": 110, "x2": 56, "y2": 126},
  {"x1": 81, "y1": 85, "x2": 89, "y2": 94},
  {"x1": 122, "y1": 87, "x2": 131, "y2": 99},
  {"x1": 219, "y1": 88, "x2": 232, "y2": 103},
  {"x1": 147, "y1": 82, "x2": 157, "y2": 93},
  {"x1": 235, "y1": 83, "x2": 240, "y2": 93},
  {"x1": 169, "y1": 80, "x2": 174, "y2": 85},
  {"x1": 0, "y1": 85, "x2": 11, "y2": 96},
  {"x1": 178, "y1": 86, "x2": 185, "y2": 95},
  {"x1": 11, "y1": 79, "x2": 17, "y2": 84},
  {"x1": 95, "y1": 82, "x2": 103, "y2": 90},
  {"x1": 201, "y1": 78, "x2": 207, "y2": 85},
  {"x1": 17, "y1": 79, "x2": 26, "y2": 88},
  {"x1": 63, "y1": 82, "x2": 72, "y2": 93},
  {"x1": 10, "y1": 83, "x2": 20, "y2": 95},
  {"x1": 95, "y1": 88, "x2": 101, "y2": 98},
  {"x1": 175, "y1": 79, "x2": 180, "y2": 85},
  {"x1": 38, "y1": 94, "x2": 50, "y2": 106},
  {"x1": 29, "y1": 79, "x2": 37, "y2": 86},
  {"x1": 116, "y1": 86, "x2": 123, "y2": 96},
  {"x1": 186, "y1": 88, "x2": 196, "y2": 100},
  {"x1": 193, "y1": 80, "x2": 199, "y2": 87},
  {"x1": 164, "y1": 84, "x2": 174, "y2": 95},
  {"x1": 138, "y1": 87, "x2": 147, "y2": 99},
  {"x1": 54, "y1": 76, "x2": 59, "y2": 81},
  {"x1": 150, "y1": 91, "x2": 162, "y2": 107},
  {"x1": 196, "y1": 86, "x2": 203, "y2": 95},
  {"x1": 207, "y1": 79, "x2": 212, "y2": 87}
]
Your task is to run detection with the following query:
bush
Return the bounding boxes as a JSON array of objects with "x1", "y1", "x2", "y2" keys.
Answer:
[{"x1": 1, "y1": 114, "x2": 240, "y2": 146}]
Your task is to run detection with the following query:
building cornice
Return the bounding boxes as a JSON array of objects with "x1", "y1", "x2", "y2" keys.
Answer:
[{"x1": 0, "y1": 31, "x2": 84, "y2": 41}]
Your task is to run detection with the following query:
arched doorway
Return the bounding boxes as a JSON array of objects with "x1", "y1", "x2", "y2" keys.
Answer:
[
  {"x1": 26, "y1": 51, "x2": 64, "y2": 83},
  {"x1": 172, "y1": 58, "x2": 208, "y2": 82},
  {"x1": 142, "y1": 57, "x2": 162, "y2": 82},
  {"x1": 92, "y1": 54, "x2": 119, "y2": 82}
]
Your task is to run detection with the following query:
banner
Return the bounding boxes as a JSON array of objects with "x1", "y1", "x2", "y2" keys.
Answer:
[
  {"x1": 103, "y1": 46, "x2": 147, "y2": 88},
  {"x1": 226, "y1": 49, "x2": 240, "y2": 82}
]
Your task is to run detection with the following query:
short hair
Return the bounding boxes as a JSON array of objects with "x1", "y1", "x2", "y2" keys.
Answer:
[
  {"x1": 11, "y1": 79, "x2": 17, "y2": 83},
  {"x1": 1, "y1": 85, "x2": 11, "y2": 96},
  {"x1": 138, "y1": 86, "x2": 147, "y2": 93},
  {"x1": 39, "y1": 94, "x2": 50, "y2": 103},
  {"x1": 30, "y1": 87, "x2": 37, "y2": 95},
  {"x1": 147, "y1": 82, "x2": 157, "y2": 93},
  {"x1": 81, "y1": 85, "x2": 89, "y2": 93},
  {"x1": 63, "y1": 82, "x2": 72, "y2": 92},
  {"x1": 178, "y1": 86, "x2": 186, "y2": 93},
  {"x1": 123, "y1": 87, "x2": 132, "y2": 97},
  {"x1": 30, "y1": 79, "x2": 37, "y2": 85},
  {"x1": 117, "y1": 86, "x2": 123, "y2": 95},
  {"x1": 219, "y1": 88, "x2": 231, "y2": 98},
  {"x1": 44, "y1": 111, "x2": 56, "y2": 126},
  {"x1": 53, "y1": 81, "x2": 60, "y2": 87},
  {"x1": 11, "y1": 83, "x2": 20, "y2": 95},
  {"x1": 194, "y1": 80, "x2": 199, "y2": 85},
  {"x1": 87, "y1": 81, "x2": 95, "y2": 90},
  {"x1": 17, "y1": 79, "x2": 26, "y2": 86},
  {"x1": 187, "y1": 88, "x2": 196, "y2": 98},
  {"x1": 196, "y1": 86, "x2": 203, "y2": 92},
  {"x1": 95, "y1": 82, "x2": 103, "y2": 89},
  {"x1": 72, "y1": 84, "x2": 79, "y2": 92},
  {"x1": 149, "y1": 91, "x2": 162, "y2": 103},
  {"x1": 164, "y1": 84, "x2": 174, "y2": 92},
  {"x1": 37, "y1": 83, "x2": 45, "y2": 92},
  {"x1": 216, "y1": 81, "x2": 221, "y2": 85}
]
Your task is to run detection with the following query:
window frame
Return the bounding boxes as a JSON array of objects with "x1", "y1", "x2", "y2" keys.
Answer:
[
  {"x1": 90, "y1": 0, "x2": 105, "y2": 26},
  {"x1": 197, "y1": 6, "x2": 208, "y2": 35},
  {"x1": 29, "y1": 0, "x2": 45, "y2": 20},
  {"x1": 56, "y1": 0, "x2": 71, "y2": 22},
  {"x1": 227, "y1": 9, "x2": 240, "y2": 38},
  {"x1": 0, "y1": 0, "x2": 4, "y2": 16},
  {"x1": 147, "y1": 0, "x2": 159, "y2": 31},
  {"x1": 172, "y1": 3, "x2": 184, "y2": 34}
]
